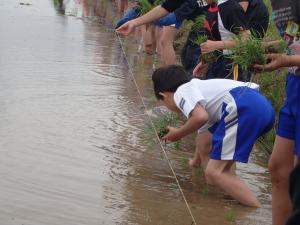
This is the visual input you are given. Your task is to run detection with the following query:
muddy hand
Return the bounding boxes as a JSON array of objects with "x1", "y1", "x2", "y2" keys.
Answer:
[{"x1": 161, "y1": 126, "x2": 181, "y2": 142}]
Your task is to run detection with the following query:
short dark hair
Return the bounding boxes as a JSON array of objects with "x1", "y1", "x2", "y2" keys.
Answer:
[{"x1": 152, "y1": 65, "x2": 191, "y2": 100}]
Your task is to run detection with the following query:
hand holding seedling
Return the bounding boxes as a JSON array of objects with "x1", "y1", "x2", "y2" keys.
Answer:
[
  {"x1": 161, "y1": 126, "x2": 182, "y2": 142},
  {"x1": 253, "y1": 54, "x2": 288, "y2": 72},
  {"x1": 200, "y1": 40, "x2": 220, "y2": 54},
  {"x1": 116, "y1": 21, "x2": 136, "y2": 36},
  {"x1": 193, "y1": 61, "x2": 208, "y2": 77}
]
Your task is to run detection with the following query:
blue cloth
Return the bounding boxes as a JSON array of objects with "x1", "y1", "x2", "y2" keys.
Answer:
[
  {"x1": 115, "y1": 7, "x2": 140, "y2": 28},
  {"x1": 276, "y1": 72, "x2": 300, "y2": 155},
  {"x1": 209, "y1": 86, "x2": 275, "y2": 163},
  {"x1": 153, "y1": 12, "x2": 182, "y2": 29}
]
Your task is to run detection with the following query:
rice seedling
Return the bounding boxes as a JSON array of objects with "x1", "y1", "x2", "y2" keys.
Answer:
[
  {"x1": 226, "y1": 207, "x2": 234, "y2": 223},
  {"x1": 143, "y1": 113, "x2": 181, "y2": 149},
  {"x1": 153, "y1": 0, "x2": 161, "y2": 6},
  {"x1": 196, "y1": 167, "x2": 203, "y2": 177},
  {"x1": 152, "y1": 113, "x2": 180, "y2": 138},
  {"x1": 168, "y1": 182, "x2": 178, "y2": 189},
  {"x1": 179, "y1": 155, "x2": 190, "y2": 168},
  {"x1": 227, "y1": 34, "x2": 267, "y2": 71},
  {"x1": 191, "y1": 15, "x2": 206, "y2": 35},
  {"x1": 202, "y1": 183, "x2": 209, "y2": 195},
  {"x1": 137, "y1": 0, "x2": 153, "y2": 15},
  {"x1": 192, "y1": 34, "x2": 208, "y2": 46},
  {"x1": 265, "y1": 39, "x2": 287, "y2": 54}
]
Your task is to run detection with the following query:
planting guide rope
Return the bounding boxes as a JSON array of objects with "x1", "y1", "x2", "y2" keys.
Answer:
[{"x1": 115, "y1": 33, "x2": 198, "y2": 225}]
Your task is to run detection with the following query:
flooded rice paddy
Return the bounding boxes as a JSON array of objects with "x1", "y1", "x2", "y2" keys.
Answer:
[{"x1": 0, "y1": 0, "x2": 271, "y2": 224}]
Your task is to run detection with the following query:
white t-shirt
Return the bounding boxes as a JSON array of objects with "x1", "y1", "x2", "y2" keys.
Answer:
[{"x1": 173, "y1": 79, "x2": 259, "y2": 132}]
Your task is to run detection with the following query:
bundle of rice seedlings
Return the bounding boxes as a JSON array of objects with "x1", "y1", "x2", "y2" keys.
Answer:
[
  {"x1": 192, "y1": 34, "x2": 208, "y2": 46},
  {"x1": 191, "y1": 15, "x2": 206, "y2": 35},
  {"x1": 265, "y1": 40, "x2": 287, "y2": 54},
  {"x1": 227, "y1": 34, "x2": 267, "y2": 71},
  {"x1": 152, "y1": 113, "x2": 180, "y2": 138},
  {"x1": 192, "y1": 35, "x2": 219, "y2": 63}
]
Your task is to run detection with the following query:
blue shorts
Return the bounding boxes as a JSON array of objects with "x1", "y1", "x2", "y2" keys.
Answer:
[
  {"x1": 209, "y1": 87, "x2": 275, "y2": 163},
  {"x1": 153, "y1": 13, "x2": 181, "y2": 29},
  {"x1": 276, "y1": 72, "x2": 300, "y2": 155},
  {"x1": 115, "y1": 7, "x2": 139, "y2": 28}
]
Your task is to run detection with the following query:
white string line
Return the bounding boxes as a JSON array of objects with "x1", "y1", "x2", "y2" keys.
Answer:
[{"x1": 115, "y1": 33, "x2": 197, "y2": 225}]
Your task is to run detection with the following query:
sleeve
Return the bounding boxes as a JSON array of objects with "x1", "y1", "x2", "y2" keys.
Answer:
[
  {"x1": 161, "y1": 0, "x2": 185, "y2": 12},
  {"x1": 246, "y1": 82, "x2": 260, "y2": 91},
  {"x1": 219, "y1": 1, "x2": 249, "y2": 34},
  {"x1": 174, "y1": 83, "x2": 206, "y2": 118},
  {"x1": 173, "y1": 0, "x2": 204, "y2": 23}
]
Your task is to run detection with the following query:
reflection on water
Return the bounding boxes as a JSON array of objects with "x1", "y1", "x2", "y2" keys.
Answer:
[{"x1": 0, "y1": 0, "x2": 271, "y2": 224}]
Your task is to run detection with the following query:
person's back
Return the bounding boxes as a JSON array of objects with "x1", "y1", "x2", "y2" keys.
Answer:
[{"x1": 152, "y1": 65, "x2": 275, "y2": 207}]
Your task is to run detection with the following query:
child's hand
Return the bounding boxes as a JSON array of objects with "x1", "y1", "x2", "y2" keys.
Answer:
[
  {"x1": 161, "y1": 126, "x2": 181, "y2": 142},
  {"x1": 253, "y1": 54, "x2": 288, "y2": 72},
  {"x1": 193, "y1": 61, "x2": 208, "y2": 77},
  {"x1": 200, "y1": 40, "x2": 219, "y2": 54},
  {"x1": 116, "y1": 20, "x2": 136, "y2": 36}
]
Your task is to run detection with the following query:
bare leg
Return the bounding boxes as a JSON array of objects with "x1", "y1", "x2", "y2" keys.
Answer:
[
  {"x1": 160, "y1": 26, "x2": 177, "y2": 65},
  {"x1": 142, "y1": 25, "x2": 156, "y2": 55},
  {"x1": 189, "y1": 131, "x2": 211, "y2": 169},
  {"x1": 205, "y1": 159, "x2": 261, "y2": 208},
  {"x1": 269, "y1": 136, "x2": 295, "y2": 225},
  {"x1": 154, "y1": 26, "x2": 163, "y2": 58}
]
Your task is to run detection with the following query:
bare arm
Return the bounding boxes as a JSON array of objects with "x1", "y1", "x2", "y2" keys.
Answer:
[
  {"x1": 132, "y1": 5, "x2": 168, "y2": 26},
  {"x1": 162, "y1": 104, "x2": 209, "y2": 142},
  {"x1": 116, "y1": 5, "x2": 168, "y2": 35},
  {"x1": 254, "y1": 54, "x2": 300, "y2": 72},
  {"x1": 201, "y1": 31, "x2": 249, "y2": 53},
  {"x1": 285, "y1": 55, "x2": 300, "y2": 67}
]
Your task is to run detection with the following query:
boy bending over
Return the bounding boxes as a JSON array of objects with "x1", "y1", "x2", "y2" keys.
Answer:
[{"x1": 152, "y1": 65, "x2": 274, "y2": 207}]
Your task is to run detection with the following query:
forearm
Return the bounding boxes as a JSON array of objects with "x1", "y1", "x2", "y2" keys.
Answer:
[
  {"x1": 213, "y1": 40, "x2": 235, "y2": 50},
  {"x1": 176, "y1": 113, "x2": 207, "y2": 138},
  {"x1": 218, "y1": 31, "x2": 250, "y2": 50},
  {"x1": 263, "y1": 40, "x2": 281, "y2": 48},
  {"x1": 283, "y1": 55, "x2": 300, "y2": 67},
  {"x1": 132, "y1": 5, "x2": 168, "y2": 27}
]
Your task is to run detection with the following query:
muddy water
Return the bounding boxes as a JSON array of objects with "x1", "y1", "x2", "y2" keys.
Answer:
[{"x1": 0, "y1": 0, "x2": 271, "y2": 224}]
